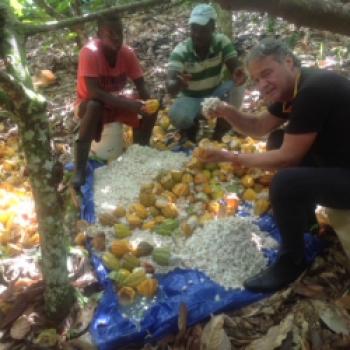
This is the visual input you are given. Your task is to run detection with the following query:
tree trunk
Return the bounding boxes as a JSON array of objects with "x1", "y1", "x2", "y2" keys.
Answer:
[
  {"x1": 215, "y1": 0, "x2": 350, "y2": 36},
  {"x1": 0, "y1": 2, "x2": 74, "y2": 322}
]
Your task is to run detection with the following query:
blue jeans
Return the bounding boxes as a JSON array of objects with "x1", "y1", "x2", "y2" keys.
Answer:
[{"x1": 169, "y1": 81, "x2": 235, "y2": 130}]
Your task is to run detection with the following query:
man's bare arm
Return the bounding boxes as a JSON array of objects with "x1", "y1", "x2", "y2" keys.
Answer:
[
  {"x1": 85, "y1": 77, "x2": 143, "y2": 112},
  {"x1": 215, "y1": 102, "x2": 285, "y2": 138}
]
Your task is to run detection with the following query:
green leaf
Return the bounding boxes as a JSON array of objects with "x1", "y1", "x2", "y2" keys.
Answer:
[{"x1": 10, "y1": 0, "x2": 23, "y2": 17}]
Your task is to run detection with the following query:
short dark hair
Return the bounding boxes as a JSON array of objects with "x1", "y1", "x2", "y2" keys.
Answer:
[
  {"x1": 246, "y1": 38, "x2": 301, "y2": 67},
  {"x1": 97, "y1": 14, "x2": 123, "y2": 34}
]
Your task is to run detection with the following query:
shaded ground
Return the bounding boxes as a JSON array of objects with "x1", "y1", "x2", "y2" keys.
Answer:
[{"x1": 1, "y1": 2, "x2": 350, "y2": 349}]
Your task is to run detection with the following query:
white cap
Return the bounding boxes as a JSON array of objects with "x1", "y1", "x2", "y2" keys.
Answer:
[{"x1": 189, "y1": 4, "x2": 217, "y2": 26}]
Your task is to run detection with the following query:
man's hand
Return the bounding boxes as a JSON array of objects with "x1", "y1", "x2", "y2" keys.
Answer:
[
  {"x1": 233, "y1": 67, "x2": 247, "y2": 86},
  {"x1": 195, "y1": 147, "x2": 233, "y2": 163},
  {"x1": 127, "y1": 99, "x2": 144, "y2": 113},
  {"x1": 167, "y1": 71, "x2": 192, "y2": 96},
  {"x1": 176, "y1": 72, "x2": 191, "y2": 88},
  {"x1": 140, "y1": 99, "x2": 160, "y2": 115},
  {"x1": 208, "y1": 101, "x2": 237, "y2": 121}
]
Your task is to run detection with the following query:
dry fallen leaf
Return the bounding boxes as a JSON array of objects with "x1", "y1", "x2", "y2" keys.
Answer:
[
  {"x1": 335, "y1": 294, "x2": 350, "y2": 311},
  {"x1": 313, "y1": 300, "x2": 350, "y2": 336},
  {"x1": 293, "y1": 282, "x2": 325, "y2": 299},
  {"x1": 246, "y1": 314, "x2": 294, "y2": 350},
  {"x1": 200, "y1": 314, "x2": 231, "y2": 350},
  {"x1": 10, "y1": 315, "x2": 31, "y2": 340}
]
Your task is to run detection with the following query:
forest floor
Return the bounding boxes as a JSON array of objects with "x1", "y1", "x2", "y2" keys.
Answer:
[{"x1": 1, "y1": 2, "x2": 350, "y2": 349}]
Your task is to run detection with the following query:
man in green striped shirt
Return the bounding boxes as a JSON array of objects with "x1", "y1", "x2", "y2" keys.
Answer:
[{"x1": 166, "y1": 3, "x2": 246, "y2": 142}]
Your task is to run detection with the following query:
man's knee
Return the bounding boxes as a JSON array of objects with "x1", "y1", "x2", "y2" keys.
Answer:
[
  {"x1": 78, "y1": 100, "x2": 104, "y2": 141},
  {"x1": 80, "y1": 100, "x2": 103, "y2": 126},
  {"x1": 84, "y1": 100, "x2": 104, "y2": 115},
  {"x1": 169, "y1": 108, "x2": 195, "y2": 130},
  {"x1": 270, "y1": 168, "x2": 299, "y2": 204},
  {"x1": 169, "y1": 97, "x2": 200, "y2": 130}
]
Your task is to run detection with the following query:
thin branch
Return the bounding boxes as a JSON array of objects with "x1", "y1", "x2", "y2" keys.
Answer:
[
  {"x1": 32, "y1": 0, "x2": 65, "y2": 19},
  {"x1": 216, "y1": 0, "x2": 350, "y2": 36},
  {"x1": 21, "y1": 0, "x2": 172, "y2": 36}
]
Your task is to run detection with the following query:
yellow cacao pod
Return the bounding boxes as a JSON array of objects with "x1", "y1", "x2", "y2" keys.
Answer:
[
  {"x1": 148, "y1": 206, "x2": 160, "y2": 217},
  {"x1": 114, "y1": 223, "x2": 132, "y2": 239},
  {"x1": 121, "y1": 269, "x2": 146, "y2": 288},
  {"x1": 194, "y1": 172, "x2": 208, "y2": 185},
  {"x1": 254, "y1": 199, "x2": 270, "y2": 216},
  {"x1": 171, "y1": 170, "x2": 184, "y2": 183},
  {"x1": 163, "y1": 191, "x2": 177, "y2": 203},
  {"x1": 74, "y1": 232, "x2": 86, "y2": 246},
  {"x1": 109, "y1": 268, "x2": 130, "y2": 285},
  {"x1": 126, "y1": 213, "x2": 143, "y2": 228},
  {"x1": 120, "y1": 253, "x2": 140, "y2": 271},
  {"x1": 160, "y1": 174, "x2": 175, "y2": 191},
  {"x1": 139, "y1": 192, "x2": 156, "y2": 207},
  {"x1": 144, "y1": 99, "x2": 160, "y2": 114},
  {"x1": 136, "y1": 278, "x2": 158, "y2": 297},
  {"x1": 242, "y1": 188, "x2": 257, "y2": 201},
  {"x1": 198, "y1": 212, "x2": 214, "y2": 225},
  {"x1": 181, "y1": 173, "x2": 194, "y2": 184},
  {"x1": 111, "y1": 239, "x2": 132, "y2": 258},
  {"x1": 159, "y1": 115, "x2": 170, "y2": 130},
  {"x1": 130, "y1": 203, "x2": 148, "y2": 219},
  {"x1": 161, "y1": 203, "x2": 179, "y2": 219},
  {"x1": 102, "y1": 252, "x2": 120, "y2": 270},
  {"x1": 193, "y1": 147, "x2": 207, "y2": 159},
  {"x1": 113, "y1": 207, "x2": 126, "y2": 218},
  {"x1": 181, "y1": 222, "x2": 194, "y2": 237},
  {"x1": 118, "y1": 287, "x2": 136, "y2": 305},
  {"x1": 142, "y1": 220, "x2": 157, "y2": 231},
  {"x1": 154, "y1": 215, "x2": 166, "y2": 224},
  {"x1": 172, "y1": 183, "x2": 190, "y2": 197},
  {"x1": 241, "y1": 175, "x2": 255, "y2": 188},
  {"x1": 98, "y1": 212, "x2": 118, "y2": 226}
]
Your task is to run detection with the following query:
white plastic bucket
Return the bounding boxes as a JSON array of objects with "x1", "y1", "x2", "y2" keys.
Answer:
[{"x1": 90, "y1": 122, "x2": 125, "y2": 161}]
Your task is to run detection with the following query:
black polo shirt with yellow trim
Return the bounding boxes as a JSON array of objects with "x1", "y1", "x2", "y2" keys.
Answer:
[{"x1": 268, "y1": 68, "x2": 350, "y2": 167}]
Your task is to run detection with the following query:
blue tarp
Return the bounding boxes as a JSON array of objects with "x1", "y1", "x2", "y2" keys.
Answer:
[{"x1": 76, "y1": 160, "x2": 325, "y2": 349}]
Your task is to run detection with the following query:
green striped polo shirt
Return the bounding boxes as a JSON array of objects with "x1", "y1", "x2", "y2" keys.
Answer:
[{"x1": 168, "y1": 33, "x2": 237, "y2": 98}]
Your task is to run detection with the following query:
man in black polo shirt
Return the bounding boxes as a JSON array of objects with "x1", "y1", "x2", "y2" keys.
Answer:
[{"x1": 198, "y1": 38, "x2": 350, "y2": 292}]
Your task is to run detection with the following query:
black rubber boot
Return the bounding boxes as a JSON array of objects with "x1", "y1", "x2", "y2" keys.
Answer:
[
  {"x1": 72, "y1": 140, "x2": 91, "y2": 191},
  {"x1": 243, "y1": 254, "x2": 307, "y2": 293}
]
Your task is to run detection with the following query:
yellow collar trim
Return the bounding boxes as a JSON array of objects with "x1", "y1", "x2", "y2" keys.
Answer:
[{"x1": 282, "y1": 70, "x2": 301, "y2": 113}]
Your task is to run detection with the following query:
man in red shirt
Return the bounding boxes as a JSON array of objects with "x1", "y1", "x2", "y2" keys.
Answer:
[{"x1": 73, "y1": 14, "x2": 156, "y2": 190}]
